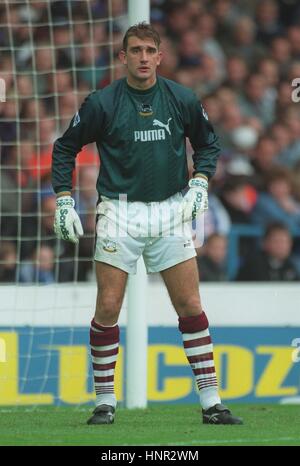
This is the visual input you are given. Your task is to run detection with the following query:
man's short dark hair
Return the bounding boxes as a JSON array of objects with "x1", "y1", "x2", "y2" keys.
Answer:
[
  {"x1": 263, "y1": 222, "x2": 291, "y2": 240},
  {"x1": 122, "y1": 22, "x2": 161, "y2": 51}
]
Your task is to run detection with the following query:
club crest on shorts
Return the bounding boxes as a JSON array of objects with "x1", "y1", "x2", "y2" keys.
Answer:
[
  {"x1": 184, "y1": 239, "x2": 192, "y2": 248},
  {"x1": 103, "y1": 239, "x2": 117, "y2": 253}
]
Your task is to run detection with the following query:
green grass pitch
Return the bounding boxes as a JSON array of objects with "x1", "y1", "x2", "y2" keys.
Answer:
[{"x1": 0, "y1": 404, "x2": 299, "y2": 446}]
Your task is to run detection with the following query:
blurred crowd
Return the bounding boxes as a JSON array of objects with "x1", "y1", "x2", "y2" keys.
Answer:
[{"x1": 1, "y1": 0, "x2": 300, "y2": 283}]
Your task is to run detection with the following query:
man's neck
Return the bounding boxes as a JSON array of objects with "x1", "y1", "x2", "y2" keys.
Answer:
[{"x1": 126, "y1": 77, "x2": 157, "y2": 91}]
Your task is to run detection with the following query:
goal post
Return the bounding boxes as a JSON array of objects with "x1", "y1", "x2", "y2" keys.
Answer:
[{"x1": 125, "y1": 0, "x2": 150, "y2": 409}]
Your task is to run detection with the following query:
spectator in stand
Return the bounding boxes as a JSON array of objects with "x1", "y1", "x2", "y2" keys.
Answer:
[
  {"x1": 287, "y1": 25, "x2": 300, "y2": 60},
  {"x1": 257, "y1": 57, "x2": 280, "y2": 97},
  {"x1": 46, "y1": 68, "x2": 73, "y2": 104},
  {"x1": 184, "y1": 0, "x2": 206, "y2": 22},
  {"x1": 0, "y1": 141, "x2": 37, "y2": 238},
  {"x1": 174, "y1": 66, "x2": 201, "y2": 90},
  {"x1": 274, "y1": 121, "x2": 300, "y2": 170},
  {"x1": 77, "y1": 43, "x2": 109, "y2": 88},
  {"x1": 271, "y1": 123, "x2": 292, "y2": 161},
  {"x1": 236, "y1": 222, "x2": 299, "y2": 281},
  {"x1": 197, "y1": 233, "x2": 228, "y2": 282},
  {"x1": 255, "y1": 0, "x2": 284, "y2": 45},
  {"x1": 251, "y1": 135, "x2": 280, "y2": 188},
  {"x1": 287, "y1": 60, "x2": 300, "y2": 82},
  {"x1": 165, "y1": 2, "x2": 193, "y2": 41},
  {"x1": 19, "y1": 244, "x2": 56, "y2": 284},
  {"x1": 217, "y1": 85, "x2": 239, "y2": 108},
  {"x1": 275, "y1": 81, "x2": 295, "y2": 119},
  {"x1": 20, "y1": 191, "x2": 56, "y2": 259},
  {"x1": 32, "y1": 45, "x2": 55, "y2": 96},
  {"x1": 277, "y1": 107, "x2": 300, "y2": 168},
  {"x1": 150, "y1": 8, "x2": 167, "y2": 37},
  {"x1": 270, "y1": 35, "x2": 292, "y2": 77},
  {"x1": 225, "y1": 16, "x2": 266, "y2": 67},
  {"x1": 219, "y1": 177, "x2": 257, "y2": 225},
  {"x1": 0, "y1": 241, "x2": 17, "y2": 282},
  {"x1": 178, "y1": 29, "x2": 203, "y2": 68},
  {"x1": 238, "y1": 73, "x2": 276, "y2": 127},
  {"x1": 278, "y1": 0, "x2": 300, "y2": 27},
  {"x1": 196, "y1": 12, "x2": 226, "y2": 74},
  {"x1": 199, "y1": 53, "x2": 225, "y2": 96},
  {"x1": 215, "y1": 101, "x2": 244, "y2": 153},
  {"x1": 53, "y1": 22, "x2": 74, "y2": 69},
  {"x1": 20, "y1": 98, "x2": 46, "y2": 140},
  {"x1": 16, "y1": 75, "x2": 34, "y2": 100},
  {"x1": 156, "y1": 37, "x2": 178, "y2": 81},
  {"x1": 223, "y1": 56, "x2": 249, "y2": 94},
  {"x1": 27, "y1": 117, "x2": 57, "y2": 181},
  {"x1": 212, "y1": 0, "x2": 244, "y2": 48},
  {"x1": 251, "y1": 167, "x2": 300, "y2": 231}
]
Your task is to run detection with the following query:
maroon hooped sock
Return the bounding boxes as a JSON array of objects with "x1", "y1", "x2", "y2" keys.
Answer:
[
  {"x1": 90, "y1": 318, "x2": 119, "y2": 408},
  {"x1": 178, "y1": 312, "x2": 220, "y2": 409}
]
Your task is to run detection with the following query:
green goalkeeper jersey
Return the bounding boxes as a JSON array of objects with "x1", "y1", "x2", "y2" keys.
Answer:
[{"x1": 52, "y1": 76, "x2": 220, "y2": 202}]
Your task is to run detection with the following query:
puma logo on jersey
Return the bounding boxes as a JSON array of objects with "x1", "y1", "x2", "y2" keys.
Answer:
[
  {"x1": 153, "y1": 118, "x2": 172, "y2": 135},
  {"x1": 134, "y1": 118, "x2": 172, "y2": 142},
  {"x1": 134, "y1": 129, "x2": 166, "y2": 142}
]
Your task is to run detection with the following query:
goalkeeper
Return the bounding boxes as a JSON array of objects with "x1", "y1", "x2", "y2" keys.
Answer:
[{"x1": 52, "y1": 22, "x2": 242, "y2": 426}]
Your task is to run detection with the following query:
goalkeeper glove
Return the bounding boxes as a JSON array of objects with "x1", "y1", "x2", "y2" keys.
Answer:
[
  {"x1": 179, "y1": 176, "x2": 208, "y2": 222},
  {"x1": 54, "y1": 195, "x2": 84, "y2": 243}
]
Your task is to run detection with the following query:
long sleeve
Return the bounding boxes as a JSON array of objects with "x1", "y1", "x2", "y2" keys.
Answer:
[
  {"x1": 52, "y1": 92, "x2": 103, "y2": 194},
  {"x1": 185, "y1": 96, "x2": 220, "y2": 180}
]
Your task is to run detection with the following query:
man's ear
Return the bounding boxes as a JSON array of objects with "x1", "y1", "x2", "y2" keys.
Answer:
[
  {"x1": 157, "y1": 50, "x2": 162, "y2": 66},
  {"x1": 119, "y1": 50, "x2": 127, "y2": 65}
]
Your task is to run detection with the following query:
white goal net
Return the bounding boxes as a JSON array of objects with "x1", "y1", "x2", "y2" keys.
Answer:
[{"x1": 0, "y1": 0, "x2": 129, "y2": 407}]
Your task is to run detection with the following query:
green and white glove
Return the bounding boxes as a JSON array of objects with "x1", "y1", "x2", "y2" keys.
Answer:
[
  {"x1": 179, "y1": 176, "x2": 208, "y2": 222},
  {"x1": 54, "y1": 195, "x2": 84, "y2": 243}
]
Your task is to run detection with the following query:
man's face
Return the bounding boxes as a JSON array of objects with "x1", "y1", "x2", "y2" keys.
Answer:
[
  {"x1": 206, "y1": 237, "x2": 227, "y2": 264},
  {"x1": 119, "y1": 36, "x2": 162, "y2": 88},
  {"x1": 263, "y1": 230, "x2": 292, "y2": 261}
]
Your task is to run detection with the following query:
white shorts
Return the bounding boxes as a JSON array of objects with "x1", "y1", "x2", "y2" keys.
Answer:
[{"x1": 94, "y1": 193, "x2": 196, "y2": 274}]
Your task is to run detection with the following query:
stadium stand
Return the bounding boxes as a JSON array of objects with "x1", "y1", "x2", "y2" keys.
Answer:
[{"x1": 1, "y1": 0, "x2": 300, "y2": 282}]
